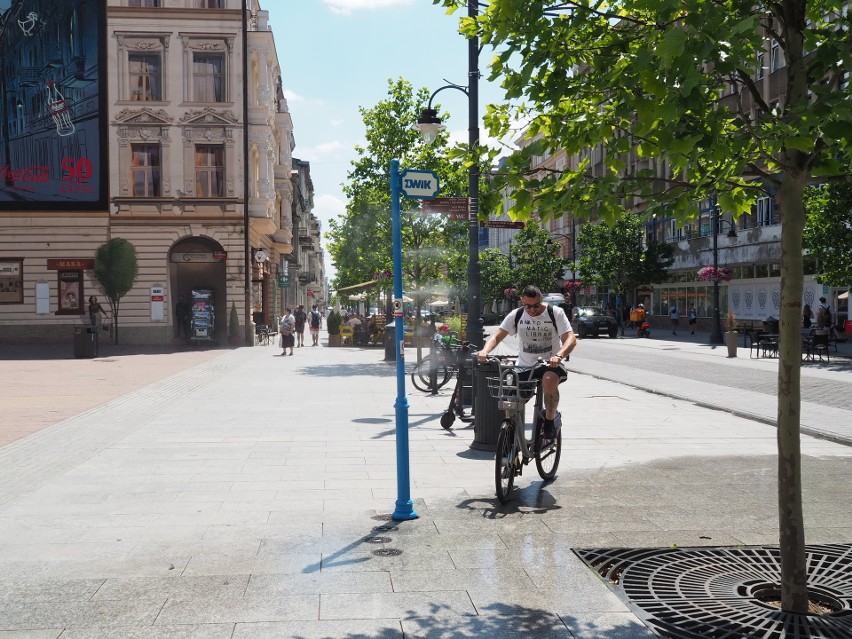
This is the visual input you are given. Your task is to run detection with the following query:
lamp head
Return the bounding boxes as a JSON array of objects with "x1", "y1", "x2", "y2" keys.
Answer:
[
  {"x1": 726, "y1": 226, "x2": 738, "y2": 238},
  {"x1": 413, "y1": 108, "x2": 445, "y2": 144}
]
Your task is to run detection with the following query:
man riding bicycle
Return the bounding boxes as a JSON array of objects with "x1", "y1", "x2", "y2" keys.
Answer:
[{"x1": 477, "y1": 285, "x2": 577, "y2": 440}]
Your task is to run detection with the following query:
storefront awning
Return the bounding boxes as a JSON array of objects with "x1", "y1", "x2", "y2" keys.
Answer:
[{"x1": 335, "y1": 279, "x2": 378, "y2": 293}]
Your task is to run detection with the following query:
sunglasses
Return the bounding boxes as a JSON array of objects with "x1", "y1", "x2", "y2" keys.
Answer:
[{"x1": 523, "y1": 302, "x2": 542, "y2": 310}]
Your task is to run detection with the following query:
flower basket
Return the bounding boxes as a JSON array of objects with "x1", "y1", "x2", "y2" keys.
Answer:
[
  {"x1": 562, "y1": 281, "x2": 583, "y2": 293},
  {"x1": 503, "y1": 287, "x2": 518, "y2": 301},
  {"x1": 697, "y1": 266, "x2": 733, "y2": 282}
]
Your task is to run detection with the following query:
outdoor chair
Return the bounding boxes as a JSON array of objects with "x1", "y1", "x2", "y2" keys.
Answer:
[
  {"x1": 340, "y1": 325, "x2": 355, "y2": 346},
  {"x1": 811, "y1": 331, "x2": 830, "y2": 363}
]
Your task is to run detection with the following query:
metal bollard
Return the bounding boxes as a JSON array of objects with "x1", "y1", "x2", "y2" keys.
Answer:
[{"x1": 429, "y1": 339, "x2": 439, "y2": 395}]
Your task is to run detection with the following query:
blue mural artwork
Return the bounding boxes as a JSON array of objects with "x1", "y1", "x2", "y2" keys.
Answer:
[{"x1": 0, "y1": 0, "x2": 105, "y2": 209}]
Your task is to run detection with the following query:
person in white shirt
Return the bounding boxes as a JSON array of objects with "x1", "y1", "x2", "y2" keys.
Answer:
[{"x1": 477, "y1": 285, "x2": 576, "y2": 439}]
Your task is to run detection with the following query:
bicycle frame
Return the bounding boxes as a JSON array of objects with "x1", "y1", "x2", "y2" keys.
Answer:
[{"x1": 489, "y1": 358, "x2": 563, "y2": 504}]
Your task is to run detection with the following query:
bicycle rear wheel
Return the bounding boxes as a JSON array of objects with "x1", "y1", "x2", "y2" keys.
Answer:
[
  {"x1": 535, "y1": 424, "x2": 562, "y2": 481},
  {"x1": 410, "y1": 357, "x2": 452, "y2": 392},
  {"x1": 495, "y1": 420, "x2": 517, "y2": 504}
]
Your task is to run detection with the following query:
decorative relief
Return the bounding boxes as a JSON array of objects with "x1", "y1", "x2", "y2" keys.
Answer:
[
  {"x1": 179, "y1": 108, "x2": 238, "y2": 125},
  {"x1": 114, "y1": 107, "x2": 173, "y2": 125}
]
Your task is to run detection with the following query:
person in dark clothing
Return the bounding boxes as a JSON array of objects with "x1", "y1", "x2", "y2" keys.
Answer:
[
  {"x1": 293, "y1": 305, "x2": 307, "y2": 347},
  {"x1": 174, "y1": 295, "x2": 190, "y2": 339}
]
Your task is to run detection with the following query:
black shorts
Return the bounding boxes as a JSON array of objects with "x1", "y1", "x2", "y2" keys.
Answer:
[{"x1": 517, "y1": 363, "x2": 568, "y2": 399}]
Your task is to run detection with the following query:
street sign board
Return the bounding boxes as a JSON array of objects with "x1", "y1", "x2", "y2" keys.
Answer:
[
  {"x1": 421, "y1": 197, "x2": 469, "y2": 220},
  {"x1": 400, "y1": 169, "x2": 440, "y2": 199},
  {"x1": 484, "y1": 220, "x2": 526, "y2": 229}
]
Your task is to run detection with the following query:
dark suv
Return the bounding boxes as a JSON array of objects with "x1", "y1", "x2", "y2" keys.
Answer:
[{"x1": 574, "y1": 306, "x2": 619, "y2": 338}]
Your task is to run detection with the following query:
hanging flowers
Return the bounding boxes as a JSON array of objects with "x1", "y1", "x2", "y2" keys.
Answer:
[
  {"x1": 697, "y1": 266, "x2": 733, "y2": 282},
  {"x1": 562, "y1": 280, "x2": 583, "y2": 292},
  {"x1": 503, "y1": 287, "x2": 518, "y2": 300}
]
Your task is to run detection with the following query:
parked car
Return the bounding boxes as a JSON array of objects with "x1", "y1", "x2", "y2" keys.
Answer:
[{"x1": 574, "y1": 306, "x2": 619, "y2": 338}]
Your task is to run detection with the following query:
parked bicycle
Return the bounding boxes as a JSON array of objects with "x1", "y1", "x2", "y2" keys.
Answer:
[
  {"x1": 439, "y1": 342, "x2": 477, "y2": 429},
  {"x1": 256, "y1": 324, "x2": 274, "y2": 346},
  {"x1": 486, "y1": 357, "x2": 563, "y2": 504},
  {"x1": 410, "y1": 341, "x2": 465, "y2": 392}
]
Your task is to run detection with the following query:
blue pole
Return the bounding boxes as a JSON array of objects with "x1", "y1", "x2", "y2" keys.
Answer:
[{"x1": 390, "y1": 159, "x2": 417, "y2": 521}]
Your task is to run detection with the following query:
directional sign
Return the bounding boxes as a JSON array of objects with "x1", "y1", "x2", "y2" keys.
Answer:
[
  {"x1": 484, "y1": 220, "x2": 526, "y2": 229},
  {"x1": 421, "y1": 197, "x2": 468, "y2": 220},
  {"x1": 400, "y1": 169, "x2": 440, "y2": 199}
]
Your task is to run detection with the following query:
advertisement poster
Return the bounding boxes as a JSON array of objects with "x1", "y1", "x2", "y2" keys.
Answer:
[
  {"x1": 0, "y1": 259, "x2": 22, "y2": 303},
  {"x1": 0, "y1": 0, "x2": 106, "y2": 209}
]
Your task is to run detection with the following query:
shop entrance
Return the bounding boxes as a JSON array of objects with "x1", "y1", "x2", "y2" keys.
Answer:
[{"x1": 169, "y1": 238, "x2": 227, "y2": 343}]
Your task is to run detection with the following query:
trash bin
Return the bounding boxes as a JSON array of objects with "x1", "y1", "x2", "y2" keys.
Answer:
[
  {"x1": 384, "y1": 324, "x2": 396, "y2": 361},
  {"x1": 471, "y1": 359, "x2": 502, "y2": 451},
  {"x1": 73, "y1": 326, "x2": 99, "y2": 358}
]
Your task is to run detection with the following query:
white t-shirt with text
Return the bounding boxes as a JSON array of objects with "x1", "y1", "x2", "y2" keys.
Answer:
[{"x1": 499, "y1": 305, "x2": 573, "y2": 368}]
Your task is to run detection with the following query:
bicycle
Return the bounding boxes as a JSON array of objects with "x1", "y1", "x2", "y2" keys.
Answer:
[
  {"x1": 256, "y1": 324, "x2": 274, "y2": 346},
  {"x1": 486, "y1": 358, "x2": 563, "y2": 504},
  {"x1": 410, "y1": 342, "x2": 461, "y2": 392}
]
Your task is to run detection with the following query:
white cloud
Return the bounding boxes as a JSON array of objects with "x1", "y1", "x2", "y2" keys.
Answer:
[
  {"x1": 323, "y1": 0, "x2": 413, "y2": 16},
  {"x1": 283, "y1": 89, "x2": 305, "y2": 103},
  {"x1": 297, "y1": 139, "x2": 346, "y2": 159}
]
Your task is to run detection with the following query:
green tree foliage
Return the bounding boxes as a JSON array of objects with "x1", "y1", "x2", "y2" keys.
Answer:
[
  {"x1": 509, "y1": 221, "x2": 566, "y2": 292},
  {"x1": 804, "y1": 182, "x2": 852, "y2": 287},
  {"x1": 479, "y1": 247, "x2": 514, "y2": 305},
  {"x1": 326, "y1": 78, "x2": 469, "y2": 314},
  {"x1": 577, "y1": 214, "x2": 674, "y2": 307},
  {"x1": 436, "y1": 0, "x2": 852, "y2": 611},
  {"x1": 93, "y1": 237, "x2": 139, "y2": 344}
]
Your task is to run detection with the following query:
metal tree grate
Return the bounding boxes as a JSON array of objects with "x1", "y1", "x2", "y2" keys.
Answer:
[{"x1": 575, "y1": 544, "x2": 852, "y2": 639}]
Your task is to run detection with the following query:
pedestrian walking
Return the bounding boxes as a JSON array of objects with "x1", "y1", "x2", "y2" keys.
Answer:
[
  {"x1": 802, "y1": 303, "x2": 814, "y2": 329},
  {"x1": 88, "y1": 296, "x2": 108, "y2": 331},
  {"x1": 309, "y1": 305, "x2": 322, "y2": 346},
  {"x1": 670, "y1": 304, "x2": 680, "y2": 335},
  {"x1": 688, "y1": 305, "x2": 697, "y2": 334},
  {"x1": 817, "y1": 297, "x2": 832, "y2": 329},
  {"x1": 293, "y1": 304, "x2": 307, "y2": 347},
  {"x1": 279, "y1": 308, "x2": 295, "y2": 356}
]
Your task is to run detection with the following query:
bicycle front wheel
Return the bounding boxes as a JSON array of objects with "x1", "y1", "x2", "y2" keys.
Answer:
[
  {"x1": 495, "y1": 420, "x2": 517, "y2": 504},
  {"x1": 535, "y1": 425, "x2": 562, "y2": 481},
  {"x1": 410, "y1": 357, "x2": 452, "y2": 392}
]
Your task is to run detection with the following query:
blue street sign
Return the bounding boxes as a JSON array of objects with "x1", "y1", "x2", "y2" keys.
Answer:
[{"x1": 400, "y1": 169, "x2": 440, "y2": 199}]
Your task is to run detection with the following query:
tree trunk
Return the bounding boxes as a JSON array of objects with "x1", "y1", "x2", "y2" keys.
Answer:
[{"x1": 775, "y1": 174, "x2": 808, "y2": 613}]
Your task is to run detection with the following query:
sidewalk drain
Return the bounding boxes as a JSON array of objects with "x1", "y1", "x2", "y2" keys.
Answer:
[
  {"x1": 364, "y1": 536, "x2": 392, "y2": 544},
  {"x1": 372, "y1": 548, "x2": 402, "y2": 557},
  {"x1": 575, "y1": 544, "x2": 852, "y2": 639},
  {"x1": 372, "y1": 524, "x2": 399, "y2": 533}
]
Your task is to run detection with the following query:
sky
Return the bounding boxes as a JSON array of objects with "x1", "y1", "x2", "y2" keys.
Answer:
[{"x1": 267, "y1": 0, "x2": 507, "y2": 282}]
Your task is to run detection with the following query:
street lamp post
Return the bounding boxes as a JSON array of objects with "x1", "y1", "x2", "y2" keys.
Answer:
[
  {"x1": 709, "y1": 206, "x2": 738, "y2": 345},
  {"x1": 414, "y1": 0, "x2": 483, "y2": 347}
]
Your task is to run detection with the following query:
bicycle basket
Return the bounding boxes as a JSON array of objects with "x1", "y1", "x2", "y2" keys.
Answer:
[{"x1": 486, "y1": 365, "x2": 538, "y2": 400}]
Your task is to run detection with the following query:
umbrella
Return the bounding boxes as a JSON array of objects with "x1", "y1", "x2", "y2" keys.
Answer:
[{"x1": 429, "y1": 300, "x2": 450, "y2": 307}]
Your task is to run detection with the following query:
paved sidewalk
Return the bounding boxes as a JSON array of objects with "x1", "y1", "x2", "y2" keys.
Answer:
[{"x1": 0, "y1": 336, "x2": 851, "y2": 638}]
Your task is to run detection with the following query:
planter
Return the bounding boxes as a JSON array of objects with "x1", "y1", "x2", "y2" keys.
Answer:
[
  {"x1": 725, "y1": 331, "x2": 738, "y2": 358},
  {"x1": 328, "y1": 334, "x2": 342, "y2": 347},
  {"x1": 228, "y1": 335, "x2": 242, "y2": 348}
]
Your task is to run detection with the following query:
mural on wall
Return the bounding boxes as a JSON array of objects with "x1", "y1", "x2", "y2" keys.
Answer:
[
  {"x1": 0, "y1": 0, "x2": 105, "y2": 209},
  {"x1": 729, "y1": 280, "x2": 822, "y2": 321}
]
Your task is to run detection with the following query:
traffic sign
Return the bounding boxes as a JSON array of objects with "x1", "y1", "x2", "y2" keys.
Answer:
[
  {"x1": 484, "y1": 220, "x2": 526, "y2": 229},
  {"x1": 400, "y1": 169, "x2": 440, "y2": 199}
]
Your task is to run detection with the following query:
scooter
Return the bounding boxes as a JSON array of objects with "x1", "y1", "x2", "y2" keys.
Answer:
[{"x1": 638, "y1": 321, "x2": 651, "y2": 338}]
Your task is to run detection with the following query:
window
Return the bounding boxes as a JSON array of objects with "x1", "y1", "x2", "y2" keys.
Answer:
[
  {"x1": 0, "y1": 259, "x2": 23, "y2": 304},
  {"x1": 769, "y1": 40, "x2": 783, "y2": 73},
  {"x1": 194, "y1": 0, "x2": 224, "y2": 7},
  {"x1": 195, "y1": 145, "x2": 224, "y2": 197},
  {"x1": 128, "y1": 0, "x2": 160, "y2": 6},
  {"x1": 752, "y1": 194, "x2": 775, "y2": 226},
  {"x1": 193, "y1": 53, "x2": 224, "y2": 102},
  {"x1": 128, "y1": 53, "x2": 162, "y2": 101},
  {"x1": 131, "y1": 144, "x2": 161, "y2": 197},
  {"x1": 756, "y1": 52, "x2": 765, "y2": 80}
]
